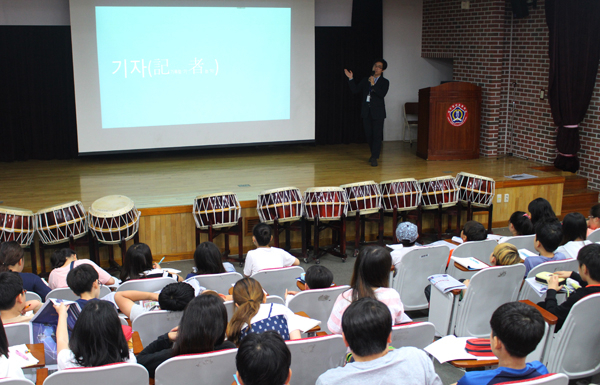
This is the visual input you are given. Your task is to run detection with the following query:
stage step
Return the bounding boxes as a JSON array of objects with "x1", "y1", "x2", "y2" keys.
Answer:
[{"x1": 561, "y1": 182, "x2": 598, "y2": 219}]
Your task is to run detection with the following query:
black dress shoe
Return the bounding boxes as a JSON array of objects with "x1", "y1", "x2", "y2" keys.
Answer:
[{"x1": 370, "y1": 158, "x2": 378, "y2": 167}]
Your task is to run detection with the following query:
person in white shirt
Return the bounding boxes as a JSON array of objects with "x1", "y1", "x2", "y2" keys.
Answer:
[
  {"x1": 556, "y1": 213, "x2": 591, "y2": 259},
  {"x1": 243, "y1": 223, "x2": 299, "y2": 277},
  {"x1": 391, "y1": 222, "x2": 422, "y2": 267},
  {"x1": 0, "y1": 321, "x2": 25, "y2": 379}
]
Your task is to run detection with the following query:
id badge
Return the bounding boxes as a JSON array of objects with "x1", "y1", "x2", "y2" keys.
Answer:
[{"x1": 366, "y1": 95, "x2": 370, "y2": 102}]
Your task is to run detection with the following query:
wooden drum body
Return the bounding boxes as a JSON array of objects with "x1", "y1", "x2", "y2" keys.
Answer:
[
  {"x1": 36, "y1": 201, "x2": 88, "y2": 245},
  {"x1": 340, "y1": 181, "x2": 381, "y2": 216},
  {"x1": 303, "y1": 187, "x2": 348, "y2": 221},
  {"x1": 88, "y1": 195, "x2": 141, "y2": 244},
  {"x1": 0, "y1": 206, "x2": 35, "y2": 246},
  {"x1": 379, "y1": 178, "x2": 421, "y2": 212},
  {"x1": 419, "y1": 176, "x2": 459, "y2": 209},
  {"x1": 257, "y1": 187, "x2": 303, "y2": 224},
  {"x1": 455, "y1": 172, "x2": 495, "y2": 207},
  {"x1": 193, "y1": 192, "x2": 241, "y2": 229}
]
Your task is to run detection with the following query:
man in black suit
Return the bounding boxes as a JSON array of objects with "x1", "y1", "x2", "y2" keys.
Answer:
[{"x1": 345, "y1": 59, "x2": 390, "y2": 167}]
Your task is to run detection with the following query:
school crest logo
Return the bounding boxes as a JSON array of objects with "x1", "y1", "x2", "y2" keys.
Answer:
[{"x1": 447, "y1": 103, "x2": 468, "y2": 127}]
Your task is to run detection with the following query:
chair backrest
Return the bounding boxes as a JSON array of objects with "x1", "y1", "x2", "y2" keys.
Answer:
[
  {"x1": 154, "y1": 347, "x2": 237, "y2": 385},
  {"x1": 286, "y1": 334, "x2": 346, "y2": 385},
  {"x1": 25, "y1": 291, "x2": 42, "y2": 302},
  {"x1": 452, "y1": 239, "x2": 498, "y2": 263},
  {"x1": 116, "y1": 277, "x2": 177, "y2": 293},
  {"x1": 287, "y1": 286, "x2": 351, "y2": 334},
  {"x1": 265, "y1": 295, "x2": 285, "y2": 305},
  {"x1": 4, "y1": 322, "x2": 31, "y2": 345},
  {"x1": 189, "y1": 272, "x2": 243, "y2": 294},
  {"x1": 500, "y1": 235, "x2": 537, "y2": 253},
  {"x1": 391, "y1": 322, "x2": 435, "y2": 349},
  {"x1": 454, "y1": 264, "x2": 526, "y2": 337},
  {"x1": 251, "y1": 266, "x2": 305, "y2": 298},
  {"x1": 45, "y1": 286, "x2": 111, "y2": 301},
  {"x1": 518, "y1": 259, "x2": 580, "y2": 302},
  {"x1": 392, "y1": 245, "x2": 450, "y2": 311},
  {"x1": 545, "y1": 293, "x2": 600, "y2": 379},
  {"x1": 0, "y1": 379, "x2": 34, "y2": 385},
  {"x1": 495, "y1": 373, "x2": 568, "y2": 385},
  {"x1": 43, "y1": 363, "x2": 149, "y2": 385},
  {"x1": 587, "y1": 229, "x2": 600, "y2": 243},
  {"x1": 404, "y1": 102, "x2": 419, "y2": 117},
  {"x1": 131, "y1": 310, "x2": 184, "y2": 347}
]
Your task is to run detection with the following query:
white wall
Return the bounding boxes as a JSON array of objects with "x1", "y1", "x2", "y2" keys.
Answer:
[
  {"x1": 382, "y1": 0, "x2": 453, "y2": 141},
  {"x1": 0, "y1": 0, "x2": 70, "y2": 25}
]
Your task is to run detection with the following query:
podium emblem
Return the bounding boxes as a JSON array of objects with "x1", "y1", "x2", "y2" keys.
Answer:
[{"x1": 447, "y1": 103, "x2": 468, "y2": 127}]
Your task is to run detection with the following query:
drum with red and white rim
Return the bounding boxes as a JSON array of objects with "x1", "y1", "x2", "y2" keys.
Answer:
[
  {"x1": 379, "y1": 178, "x2": 421, "y2": 212},
  {"x1": 257, "y1": 187, "x2": 303, "y2": 224},
  {"x1": 193, "y1": 192, "x2": 241, "y2": 229},
  {"x1": 303, "y1": 187, "x2": 348, "y2": 221},
  {"x1": 340, "y1": 181, "x2": 381, "y2": 216},
  {"x1": 36, "y1": 201, "x2": 88, "y2": 245},
  {"x1": 455, "y1": 172, "x2": 495, "y2": 207},
  {"x1": 0, "y1": 206, "x2": 35, "y2": 247},
  {"x1": 419, "y1": 176, "x2": 459, "y2": 209},
  {"x1": 88, "y1": 195, "x2": 141, "y2": 244}
]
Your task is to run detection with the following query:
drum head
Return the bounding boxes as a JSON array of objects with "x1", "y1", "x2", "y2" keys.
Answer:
[
  {"x1": 37, "y1": 201, "x2": 84, "y2": 214},
  {"x1": 0, "y1": 206, "x2": 34, "y2": 216},
  {"x1": 89, "y1": 195, "x2": 135, "y2": 218},
  {"x1": 259, "y1": 187, "x2": 300, "y2": 195},
  {"x1": 305, "y1": 187, "x2": 344, "y2": 193},
  {"x1": 456, "y1": 172, "x2": 495, "y2": 182},
  {"x1": 340, "y1": 180, "x2": 377, "y2": 189}
]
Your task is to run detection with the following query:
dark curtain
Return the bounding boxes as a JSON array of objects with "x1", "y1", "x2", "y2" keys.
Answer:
[
  {"x1": 315, "y1": 0, "x2": 383, "y2": 144},
  {"x1": 546, "y1": 1, "x2": 600, "y2": 172},
  {"x1": 0, "y1": 26, "x2": 78, "y2": 161}
]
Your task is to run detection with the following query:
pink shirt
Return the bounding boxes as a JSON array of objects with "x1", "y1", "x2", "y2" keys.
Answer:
[
  {"x1": 48, "y1": 259, "x2": 113, "y2": 289},
  {"x1": 327, "y1": 287, "x2": 404, "y2": 334}
]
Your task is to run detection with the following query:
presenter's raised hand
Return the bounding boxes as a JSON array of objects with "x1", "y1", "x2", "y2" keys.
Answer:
[
  {"x1": 368, "y1": 76, "x2": 375, "y2": 86},
  {"x1": 344, "y1": 69, "x2": 353, "y2": 80}
]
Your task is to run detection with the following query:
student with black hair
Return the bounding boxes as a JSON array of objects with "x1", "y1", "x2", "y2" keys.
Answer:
[
  {"x1": 539, "y1": 243, "x2": 600, "y2": 332},
  {"x1": 0, "y1": 272, "x2": 42, "y2": 324},
  {"x1": 455, "y1": 302, "x2": 547, "y2": 385},
  {"x1": 54, "y1": 300, "x2": 135, "y2": 370},
  {"x1": 0, "y1": 320, "x2": 26, "y2": 379},
  {"x1": 445, "y1": 220, "x2": 488, "y2": 267},
  {"x1": 0, "y1": 241, "x2": 51, "y2": 299},
  {"x1": 120, "y1": 243, "x2": 182, "y2": 282},
  {"x1": 524, "y1": 219, "x2": 567, "y2": 276},
  {"x1": 67, "y1": 264, "x2": 102, "y2": 309},
  {"x1": 317, "y1": 298, "x2": 440, "y2": 385},
  {"x1": 48, "y1": 248, "x2": 115, "y2": 289},
  {"x1": 235, "y1": 331, "x2": 292, "y2": 385},
  {"x1": 185, "y1": 241, "x2": 236, "y2": 279},
  {"x1": 555, "y1": 212, "x2": 591, "y2": 259},
  {"x1": 528, "y1": 197, "x2": 556, "y2": 226},
  {"x1": 114, "y1": 282, "x2": 195, "y2": 322},
  {"x1": 137, "y1": 292, "x2": 236, "y2": 378},
  {"x1": 284, "y1": 265, "x2": 334, "y2": 299},
  {"x1": 587, "y1": 203, "x2": 600, "y2": 237},
  {"x1": 327, "y1": 245, "x2": 405, "y2": 335},
  {"x1": 506, "y1": 211, "x2": 534, "y2": 236},
  {"x1": 243, "y1": 223, "x2": 299, "y2": 277}
]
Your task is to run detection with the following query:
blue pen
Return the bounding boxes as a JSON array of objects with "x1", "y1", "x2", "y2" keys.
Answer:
[
  {"x1": 233, "y1": 374, "x2": 242, "y2": 385},
  {"x1": 157, "y1": 257, "x2": 165, "y2": 266}
]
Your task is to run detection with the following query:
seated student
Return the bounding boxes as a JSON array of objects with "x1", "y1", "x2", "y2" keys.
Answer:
[
  {"x1": 48, "y1": 248, "x2": 116, "y2": 289},
  {"x1": 555, "y1": 212, "x2": 591, "y2": 259},
  {"x1": 54, "y1": 300, "x2": 136, "y2": 370},
  {"x1": 235, "y1": 331, "x2": 292, "y2": 385},
  {"x1": 454, "y1": 302, "x2": 547, "y2": 385},
  {"x1": 525, "y1": 219, "x2": 567, "y2": 276},
  {"x1": 506, "y1": 211, "x2": 534, "y2": 236},
  {"x1": 137, "y1": 292, "x2": 236, "y2": 378},
  {"x1": 120, "y1": 243, "x2": 182, "y2": 282},
  {"x1": 539, "y1": 243, "x2": 600, "y2": 332},
  {"x1": 317, "y1": 298, "x2": 441, "y2": 385},
  {"x1": 114, "y1": 282, "x2": 195, "y2": 322},
  {"x1": 66, "y1": 264, "x2": 104, "y2": 309},
  {"x1": 243, "y1": 223, "x2": 300, "y2": 277},
  {"x1": 226, "y1": 278, "x2": 303, "y2": 346},
  {"x1": 0, "y1": 320, "x2": 25, "y2": 379},
  {"x1": 328, "y1": 245, "x2": 405, "y2": 335},
  {"x1": 0, "y1": 241, "x2": 51, "y2": 299},
  {"x1": 587, "y1": 203, "x2": 600, "y2": 237},
  {"x1": 185, "y1": 241, "x2": 235, "y2": 280},
  {"x1": 285, "y1": 264, "x2": 333, "y2": 297},
  {"x1": 445, "y1": 220, "x2": 488, "y2": 267},
  {"x1": 391, "y1": 222, "x2": 422, "y2": 266},
  {"x1": 528, "y1": 197, "x2": 556, "y2": 227},
  {"x1": 0, "y1": 272, "x2": 42, "y2": 324}
]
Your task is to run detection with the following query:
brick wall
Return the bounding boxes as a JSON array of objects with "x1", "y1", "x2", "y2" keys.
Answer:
[{"x1": 422, "y1": 0, "x2": 600, "y2": 192}]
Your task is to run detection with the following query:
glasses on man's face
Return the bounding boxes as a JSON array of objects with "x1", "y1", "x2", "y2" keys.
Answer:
[{"x1": 589, "y1": 216, "x2": 596, "y2": 220}]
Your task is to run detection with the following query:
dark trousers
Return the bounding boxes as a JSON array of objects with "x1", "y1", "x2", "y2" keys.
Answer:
[{"x1": 362, "y1": 110, "x2": 384, "y2": 159}]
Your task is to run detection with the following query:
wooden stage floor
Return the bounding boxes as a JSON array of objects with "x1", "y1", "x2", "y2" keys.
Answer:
[{"x1": 0, "y1": 141, "x2": 560, "y2": 212}]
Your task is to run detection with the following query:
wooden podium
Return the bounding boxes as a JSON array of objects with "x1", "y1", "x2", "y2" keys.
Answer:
[{"x1": 416, "y1": 82, "x2": 482, "y2": 160}]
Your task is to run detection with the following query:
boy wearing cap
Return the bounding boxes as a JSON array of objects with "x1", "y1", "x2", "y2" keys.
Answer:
[{"x1": 391, "y1": 222, "x2": 422, "y2": 267}]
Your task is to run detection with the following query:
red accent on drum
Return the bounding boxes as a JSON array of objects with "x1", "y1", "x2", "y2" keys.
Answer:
[
  {"x1": 341, "y1": 182, "x2": 381, "y2": 216},
  {"x1": 257, "y1": 188, "x2": 303, "y2": 224},
  {"x1": 419, "y1": 177, "x2": 459, "y2": 209},
  {"x1": 303, "y1": 188, "x2": 348, "y2": 220},
  {"x1": 0, "y1": 208, "x2": 35, "y2": 246},
  {"x1": 379, "y1": 179, "x2": 421, "y2": 212},
  {"x1": 193, "y1": 193, "x2": 241, "y2": 229},
  {"x1": 36, "y1": 202, "x2": 88, "y2": 245}
]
